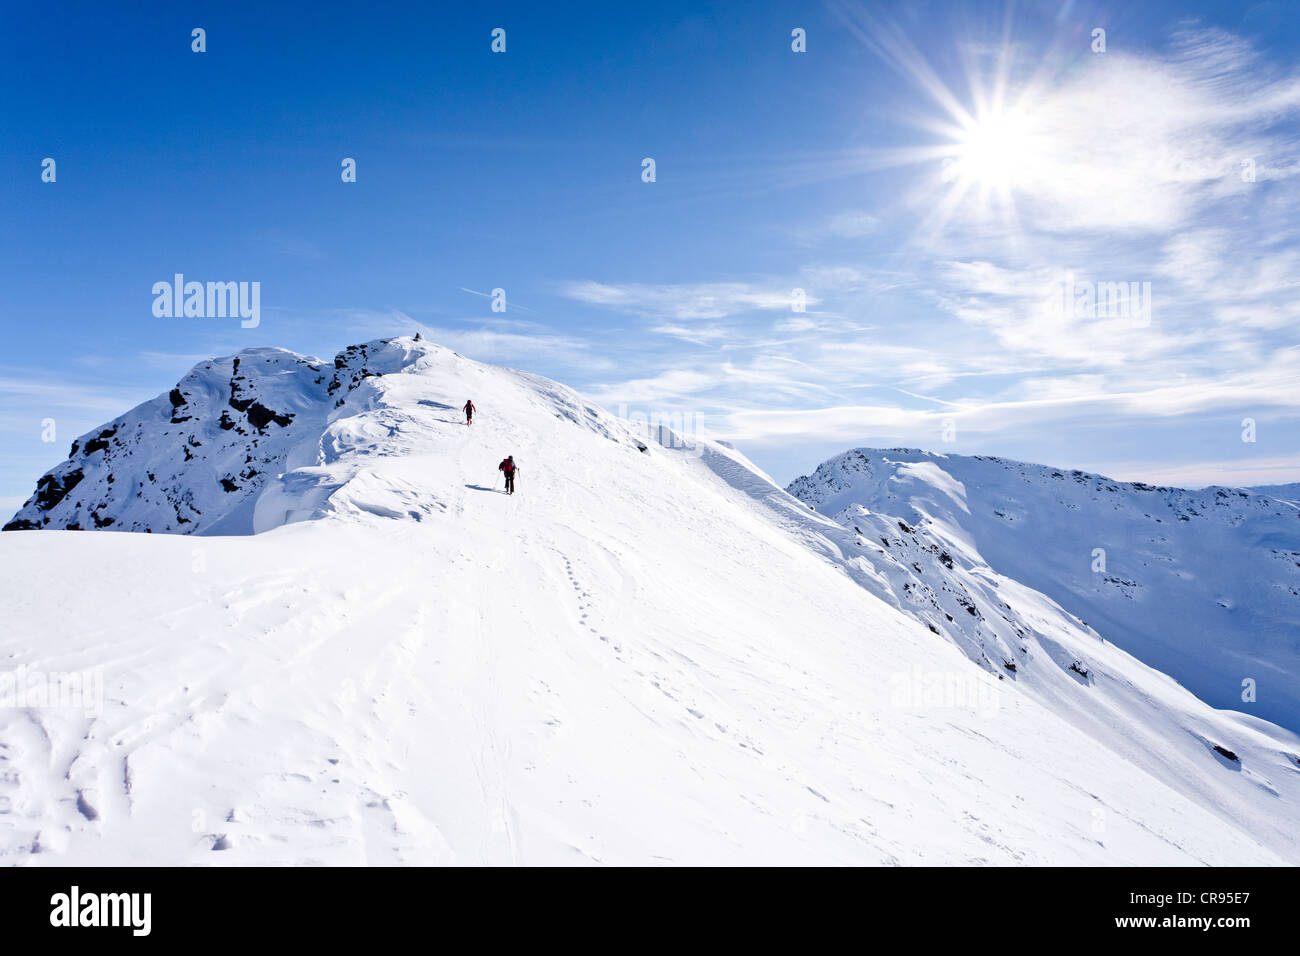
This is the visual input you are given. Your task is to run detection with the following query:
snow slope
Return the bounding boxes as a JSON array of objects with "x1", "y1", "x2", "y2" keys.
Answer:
[
  {"x1": 3, "y1": 339, "x2": 1299, "y2": 865},
  {"x1": 787, "y1": 448, "x2": 1300, "y2": 733},
  {"x1": 1248, "y1": 482, "x2": 1300, "y2": 507}
]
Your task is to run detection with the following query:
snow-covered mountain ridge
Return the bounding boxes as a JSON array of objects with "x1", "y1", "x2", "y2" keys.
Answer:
[
  {"x1": 5, "y1": 339, "x2": 493, "y2": 535},
  {"x1": 3, "y1": 339, "x2": 1299, "y2": 865},
  {"x1": 786, "y1": 447, "x2": 1300, "y2": 733}
]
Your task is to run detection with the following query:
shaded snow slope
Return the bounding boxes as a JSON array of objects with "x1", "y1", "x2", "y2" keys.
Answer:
[
  {"x1": 1249, "y1": 482, "x2": 1300, "y2": 507},
  {"x1": 787, "y1": 448, "x2": 1300, "y2": 733},
  {"x1": 3, "y1": 340, "x2": 1299, "y2": 865}
]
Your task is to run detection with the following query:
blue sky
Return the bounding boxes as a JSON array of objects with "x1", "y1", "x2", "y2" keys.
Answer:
[{"x1": 4, "y1": 0, "x2": 1300, "y2": 511}]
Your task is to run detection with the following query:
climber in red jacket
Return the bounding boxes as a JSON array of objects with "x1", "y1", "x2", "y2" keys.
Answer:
[
  {"x1": 498, "y1": 455, "x2": 517, "y2": 495},
  {"x1": 463, "y1": 399, "x2": 475, "y2": 425}
]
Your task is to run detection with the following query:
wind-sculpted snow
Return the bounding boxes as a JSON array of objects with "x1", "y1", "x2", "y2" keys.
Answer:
[
  {"x1": 2, "y1": 341, "x2": 1299, "y2": 865},
  {"x1": 787, "y1": 448, "x2": 1300, "y2": 733}
]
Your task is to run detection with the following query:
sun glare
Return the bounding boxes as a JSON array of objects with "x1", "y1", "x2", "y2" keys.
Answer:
[
  {"x1": 924, "y1": 94, "x2": 1055, "y2": 240},
  {"x1": 952, "y1": 109, "x2": 1034, "y2": 189},
  {"x1": 834, "y1": 6, "x2": 1064, "y2": 240}
]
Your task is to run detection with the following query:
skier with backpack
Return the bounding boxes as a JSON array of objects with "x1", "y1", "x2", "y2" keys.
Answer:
[
  {"x1": 463, "y1": 399, "x2": 475, "y2": 425},
  {"x1": 498, "y1": 455, "x2": 518, "y2": 494}
]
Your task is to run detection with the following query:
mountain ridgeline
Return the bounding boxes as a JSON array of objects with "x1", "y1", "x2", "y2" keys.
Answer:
[{"x1": 786, "y1": 447, "x2": 1300, "y2": 732}]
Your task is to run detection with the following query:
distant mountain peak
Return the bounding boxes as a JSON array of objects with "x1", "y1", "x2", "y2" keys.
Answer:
[{"x1": 788, "y1": 446, "x2": 1300, "y2": 732}]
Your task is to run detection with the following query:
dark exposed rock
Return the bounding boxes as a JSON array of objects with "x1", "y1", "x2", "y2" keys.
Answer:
[
  {"x1": 33, "y1": 468, "x2": 85, "y2": 511},
  {"x1": 228, "y1": 357, "x2": 255, "y2": 411},
  {"x1": 246, "y1": 403, "x2": 294, "y2": 430},
  {"x1": 83, "y1": 426, "x2": 119, "y2": 455}
]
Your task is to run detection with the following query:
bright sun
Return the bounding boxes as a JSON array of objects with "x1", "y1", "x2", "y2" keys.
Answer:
[
  {"x1": 951, "y1": 109, "x2": 1035, "y2": 189},
  {"x1": 836, "y1": 12, "x2": 1061, "y2": 237}
]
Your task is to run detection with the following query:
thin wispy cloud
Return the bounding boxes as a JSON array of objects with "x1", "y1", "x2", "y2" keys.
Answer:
[
  {"x1": 559, "y1": 280, "x2": 806, "y2": 320},
  {"x1": 459, "y1": 288, "x2": 540, "y2": 314},
  {"x1": 795, "y1": 209, "x2": 880, "y2": 242}
]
